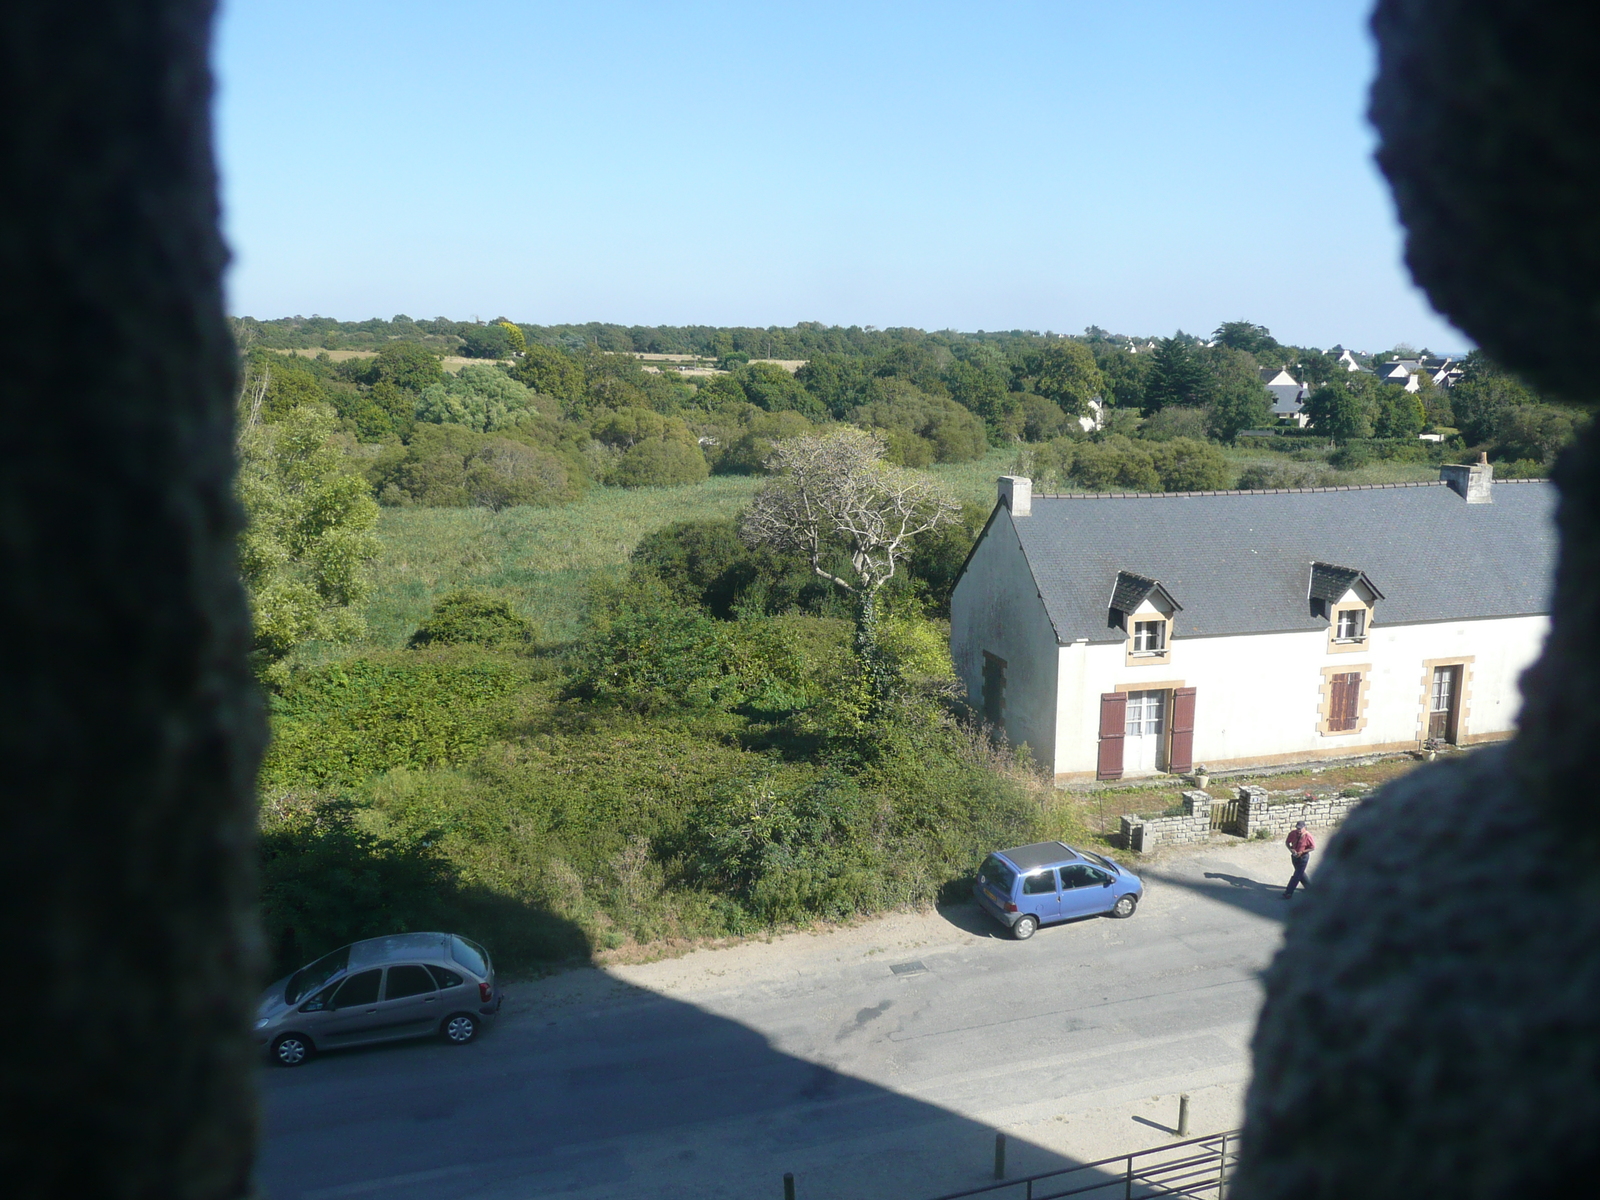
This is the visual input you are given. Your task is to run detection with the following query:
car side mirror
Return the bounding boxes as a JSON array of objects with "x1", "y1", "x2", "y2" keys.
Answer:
[{"x1": 1102, "y1": 879, "x2": 1113, "y2": 887}]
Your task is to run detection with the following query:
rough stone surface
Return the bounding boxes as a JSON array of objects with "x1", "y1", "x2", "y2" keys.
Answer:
[
  {"x1": 1121, "y1": 785, "x2": 1365, "y2": 851},
  {"x1": 1236, "y1": 2, "x2": 1600, "y2": 1196},
  {"x1": 0, "y1": 4, "x2": 264, "y2": 1198}
]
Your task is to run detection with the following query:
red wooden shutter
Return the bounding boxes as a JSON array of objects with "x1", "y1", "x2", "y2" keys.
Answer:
[
  {"x1": 1097, "y1": 692, "x2": 1127, "y2": 780},
  {"x1": 1169, "y1": 687, "x2": 1197, "y2": 773},
  {"x1": 1330, "y1": 673, "x2": 1360, "y2": 731},
  {"x1": 1328, "y1": 675, "x2": 1349, "y2": 730}
]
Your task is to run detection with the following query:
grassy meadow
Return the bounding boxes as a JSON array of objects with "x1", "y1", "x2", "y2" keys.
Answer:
[
  {"x1": 341, "y1": 449, "x2": 1020, "y2": 655},
  {"x1": 290, "y1": 439, "x2": 1443, "y2": 669}
]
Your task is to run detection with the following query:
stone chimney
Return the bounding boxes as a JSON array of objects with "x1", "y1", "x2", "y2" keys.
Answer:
[
  {"x1": 1440, "y1": 451, "x2": 1494, "y2": 503},
  {"x1": 998, "y1": 475, "x2": 1032, "y2": 516}
]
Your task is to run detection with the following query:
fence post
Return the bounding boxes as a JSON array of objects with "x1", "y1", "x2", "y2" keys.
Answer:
[
  {"x1": 1219, "y1": 1132, "x2": 1229, "y2": 1192},
  {"x1": 994, "y1": 1132, "x2": 1006, "y2": 1180},
  {"x1": 1125, "y1": 1154, "x2": 1133, "y2": 1200},
  {"x1": 1178, "y1": 1093, "x2": 1190, "y2": 1137},
  {"x1": 783, "y1": 1171, "x2": 795, "y2": 1200}
]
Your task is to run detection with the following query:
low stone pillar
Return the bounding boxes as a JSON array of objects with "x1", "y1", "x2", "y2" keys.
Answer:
[
  {"x1": 1238, "y1": 786, "x2": 1270, "y2": 837},
  {"x1": 1121, "y1": 814, "x2": 1147, "y2": 853}
]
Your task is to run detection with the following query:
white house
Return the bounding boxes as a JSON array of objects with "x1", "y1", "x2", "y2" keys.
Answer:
[
  {"x1": 1378, "y1": 359, "x2": 1425, "y2": 392},
  {"x1": 1259, "y1": 366, "x2": 1309, "y2": 425},
  {"x1": 949, "y1": 464, "x2": 1554, "y2": 782}
]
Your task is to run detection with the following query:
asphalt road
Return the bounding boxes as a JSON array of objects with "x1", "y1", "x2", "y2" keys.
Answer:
[{"x1": 256, "y1": 839, "x2": 1304, "y2": 1200}]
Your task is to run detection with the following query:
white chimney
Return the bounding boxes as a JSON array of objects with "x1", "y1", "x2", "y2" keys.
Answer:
[{"x1": 998, "y1": 475, "x2": 1032, "y2": 517}]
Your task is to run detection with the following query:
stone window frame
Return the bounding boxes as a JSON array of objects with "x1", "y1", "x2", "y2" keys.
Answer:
[
  {"x1": 1327, "y1": 597, "x2": 1375, "y2": 655},
  {"x1": 1123, "y1": 603, "x2": 1175, "y2": 667},
  {"x1": 1416, "y1": 655, "x2": 1475, "y2": 744},
  {"x1": 1318, "y1": 663, "x2": 1373, "y2": 736}
]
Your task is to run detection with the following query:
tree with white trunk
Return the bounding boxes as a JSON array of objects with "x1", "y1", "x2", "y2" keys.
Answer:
[{"x1": 741, "y1": 427, "x2": 960, "y2": 601}]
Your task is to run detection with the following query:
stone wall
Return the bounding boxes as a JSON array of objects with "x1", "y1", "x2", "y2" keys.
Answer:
[{"x1": 1121, "y1": 785, "x2": 1368, "y2": 853}]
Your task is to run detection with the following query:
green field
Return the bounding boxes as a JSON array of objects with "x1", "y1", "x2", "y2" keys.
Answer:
[
  {"x1": 351, "y1": 449, "x2": 1020, "y2": 651},
  {"x1": 345, "y1": 443, "x2": 1438, "y2": 655}
]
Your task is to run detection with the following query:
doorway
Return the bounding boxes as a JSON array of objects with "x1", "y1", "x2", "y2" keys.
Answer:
[
  {"x1": 1123, "y1": 690, "x2": 1167, "y2": 773},
  {"x1": 1429, "y1": 665, "x2": 1462, "y2": 742}
]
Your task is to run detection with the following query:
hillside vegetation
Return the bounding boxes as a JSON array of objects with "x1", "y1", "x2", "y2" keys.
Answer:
[{"x1": 244, "y1": 318, "x2": 1569, "y2": 977}]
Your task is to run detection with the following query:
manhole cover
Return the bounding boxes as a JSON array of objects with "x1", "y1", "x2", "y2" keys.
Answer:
[{"x1": 890, "y1": 960, "x2": 927, "y2": 976}]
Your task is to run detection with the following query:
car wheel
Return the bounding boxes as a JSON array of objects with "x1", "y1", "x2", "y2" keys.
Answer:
[
  {"x1": 1012, "y1": 914, "x2": 1039, "y2": 940},
  {"x1": 1111, "y1": 894, "x2": 1138, "y2": 919},
  {"x1": 442, "y1": 1013, "x2": 480, "y2": 1045},
  {"x1": 272, "y1": 1034, "x2": 312, "y2": 1067}
]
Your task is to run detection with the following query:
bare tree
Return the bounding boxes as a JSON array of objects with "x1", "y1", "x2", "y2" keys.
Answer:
[{"x1": 742, "y1": 428, "x2": 960, "y2": 600}]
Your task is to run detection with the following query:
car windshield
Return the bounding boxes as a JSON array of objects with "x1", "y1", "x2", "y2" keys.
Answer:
[
  {"x1": 1077, "y1": 850, "x2": 1120, "y2": 873},
  {"x1": 285, "y1": 946, "x2": 350, "y2": 1004},
  {"x1": 978, "y1": 854, "x2": 1017, "y2": 895}
]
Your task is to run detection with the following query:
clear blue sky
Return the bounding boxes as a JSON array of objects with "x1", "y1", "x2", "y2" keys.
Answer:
[{"x1": 214, "y1": 0, "x2": 1463, "y2": 351}]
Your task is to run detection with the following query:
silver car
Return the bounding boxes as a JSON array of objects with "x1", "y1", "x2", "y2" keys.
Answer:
[{"x1": 254, "y1": 932, "x2": 502, "y2": 1066}]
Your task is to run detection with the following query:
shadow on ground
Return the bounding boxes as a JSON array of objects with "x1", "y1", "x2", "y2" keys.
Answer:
[
  {"x1": 1138, "y1": 862, "x2": 1299, "y2": 925},
  {"x1": 256, "y1": 972, "x2": 1131, "y2": 1200}
]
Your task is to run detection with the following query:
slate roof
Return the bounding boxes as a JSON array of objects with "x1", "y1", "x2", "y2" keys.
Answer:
[
  {"x1": 1006, "y1": 480, "x2": 1556, "y2": 644},
  {"x1": 1308, "y1": 561, "x2": 1382, "y2": 603},
  {"x1": 1109, "y1": 570, "x2": 1182, "y2": 614}
]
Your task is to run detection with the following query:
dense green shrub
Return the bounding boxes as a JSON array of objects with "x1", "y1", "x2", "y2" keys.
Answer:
[
  {"x1": 702, "y1": 408, "x2": 815, "y2": 475},
  {"x1": 609, "y1": 439, "x2": 711, "y2": 487},
  {"x1": 416, "y1": 365, "x2": 553, "y2": 432},
  {"x1": 1041, "y1": 435, "x2": 1158, "y2": 491},
  {"x1": 731, "y1": 361, "x2": 825, "y2": 419},
  {"x1": 260, "y1": 651, "x2": 529, "y2": 788},
  {"x1": 409, "y1": 590, "x2": 536, "y2": 648},
  {"x1": 565, "y1": 589, "x2": 730, "y2": 713},
  {"x1": 259, "y1": 800, "x2": 458, "y2": 975},
  {"x1": 1148, "y1": 437, "x2": 1232, "y2": 490},
  {"x1": 370, "y1": 422, "x2": 587, "y2": 508},
  {"x1": 1329, "y1": 441, "x2": 1373, "y2": 469},
  {"x1": 458, "y1": 322, "x2": 516, "y2": 359},
  {"x1": 850, "y1": 380, "x2": 988, "y2": 466},
  {"x1": 677, "y1": 772, "x2": 886, "y2": 919},
  {"x1": 630, "y1": 518, "x2": 834, "y2": 617}
]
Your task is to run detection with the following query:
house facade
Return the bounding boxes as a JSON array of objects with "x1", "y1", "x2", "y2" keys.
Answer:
[
  {"x1": 1259, "y1": 366, "x2": 1309, "y2": 425},
  {"x1": 950, "y1": 465, "x2": 1554, "y2": 782}
]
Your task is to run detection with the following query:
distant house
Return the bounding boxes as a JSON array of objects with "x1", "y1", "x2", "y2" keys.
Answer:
[
  {"x1": 1259, "y1": 366, "x2": 1309, "y2": 426},
  {"x1": 949, "y1": 462, "x2": 1553, "y2": 782},
  {"x1": 1079, "y1": 397, "x2": 1106, "y2": 433},
  {"x1": 1380, "y1": 360, "x2": 1423, "y2": 392},
  {"x1": 1328, "y1": 346, "x2": 1366, "y2": 372},
  {"x1": 1421, "y1": 355, "x2": 1465, "y2": 388}
]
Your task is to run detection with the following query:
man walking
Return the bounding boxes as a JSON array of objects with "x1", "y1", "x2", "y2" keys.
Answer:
[{"x1": 1284, "y1": 821, "x2": 1315, "y2": 898}]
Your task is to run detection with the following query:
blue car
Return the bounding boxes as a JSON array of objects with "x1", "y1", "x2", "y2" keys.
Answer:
[{"x1": 974, "y1": 841, "x2": 1144, "y2": 939}]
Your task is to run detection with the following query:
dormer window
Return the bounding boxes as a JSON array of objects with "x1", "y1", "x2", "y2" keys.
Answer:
[
  {"x1": 1132, "y1": 620, "x2": 1167, "y2": 653},
  {"x1": 1309, "y1": 561, "x2": 1383, "y2": 655},
  {"x1": 1110, "y1": 571, "x2": 1181, "y2": 667}
]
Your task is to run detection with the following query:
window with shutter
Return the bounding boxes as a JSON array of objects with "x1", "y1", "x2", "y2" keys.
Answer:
[
  {"x1": 1329, "y1": 672, "x2": 1361, "y2": 731},
  {"x1": 1169, "y1": 687, "x2": 1197, "y2": 773},
  {"x1": 1097, "y1": 692, "x2": 1127, "y2": 780}
]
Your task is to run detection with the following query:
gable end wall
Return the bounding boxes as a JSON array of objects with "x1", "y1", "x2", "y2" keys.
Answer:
[{"x1": 949, "y1": 508, "x2": 1060, "y2": 767}]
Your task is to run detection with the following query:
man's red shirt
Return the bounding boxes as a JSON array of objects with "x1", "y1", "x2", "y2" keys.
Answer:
[{"x1": 1286, "y1": 828, "x2": 1315, "y2": 856}]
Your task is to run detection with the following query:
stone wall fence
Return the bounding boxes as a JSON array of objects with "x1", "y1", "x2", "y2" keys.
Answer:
[{"x1": 1120, "y1": 784, "x2": 1368, "y2": 853}]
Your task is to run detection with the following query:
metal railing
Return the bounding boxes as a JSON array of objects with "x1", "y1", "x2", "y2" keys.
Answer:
[{"x1": 920, "y1": 1130, "x2": 1240, "y2": 1200}]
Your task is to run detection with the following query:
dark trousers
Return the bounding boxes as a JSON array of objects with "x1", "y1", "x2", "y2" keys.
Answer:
[{"x1": 1284, "y1": 853, "x2": 1311, "y2": 896}]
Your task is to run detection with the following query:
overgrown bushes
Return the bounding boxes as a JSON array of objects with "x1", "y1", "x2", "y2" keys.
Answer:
[{"x1": 259, "y1": 581, "x2": 1059, "y2": 972}]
